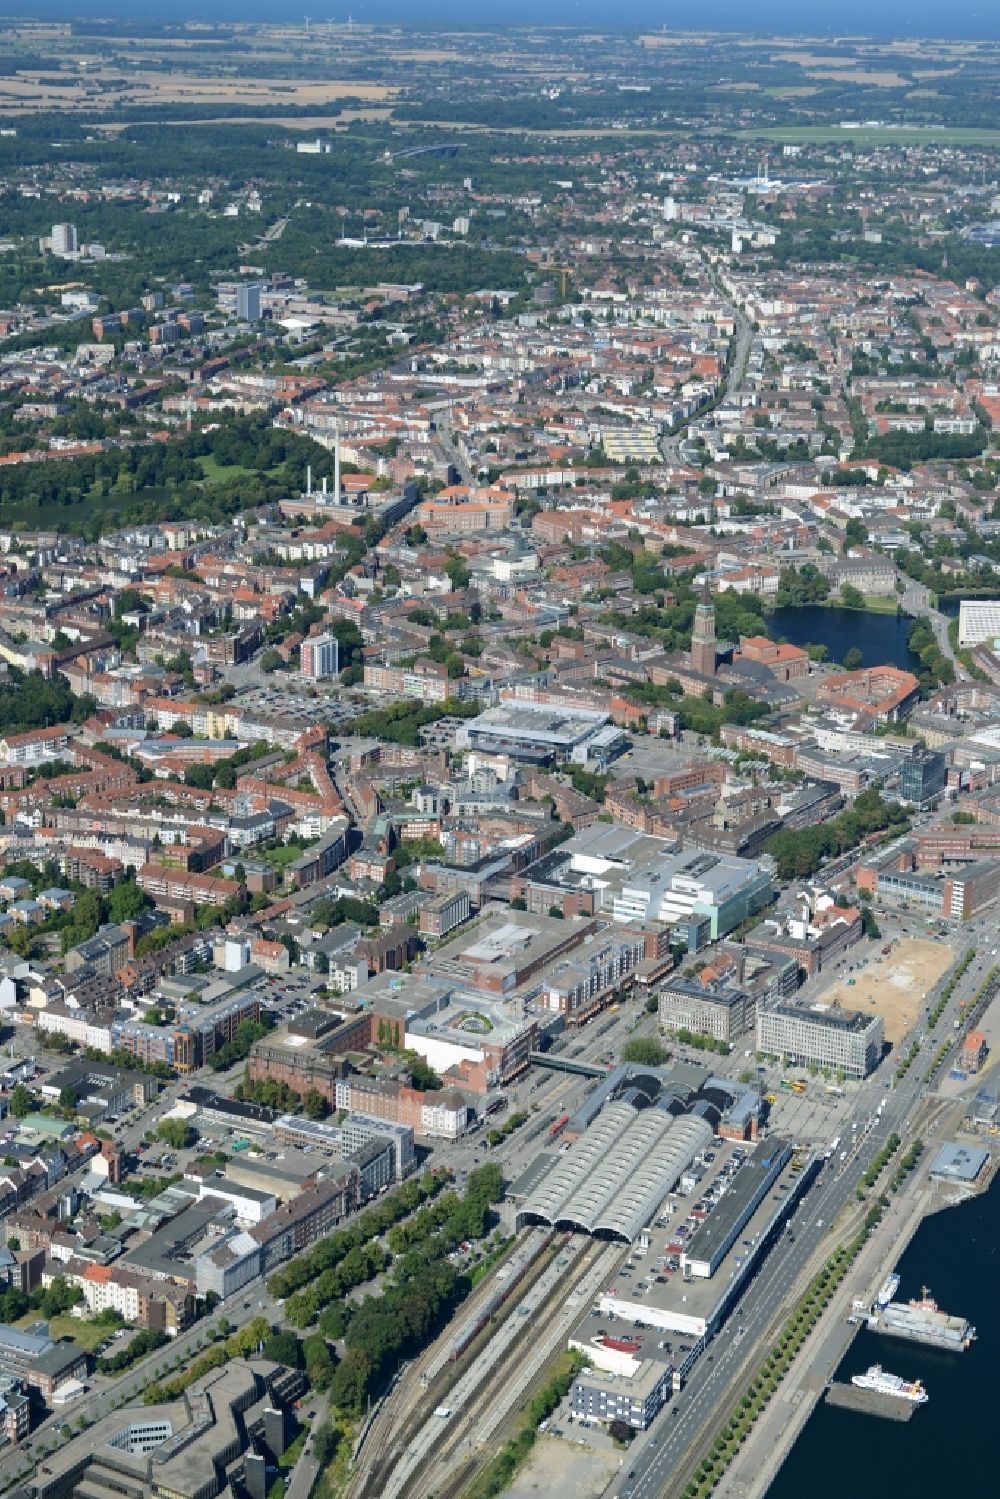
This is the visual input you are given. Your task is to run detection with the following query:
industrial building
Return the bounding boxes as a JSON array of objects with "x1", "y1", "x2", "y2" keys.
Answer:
[
  {"x1": 756, "y1": 999, "x2": 884, "y2": 1079},
  {"x1": 929, "y1": 1140, "x2": 989, "y2": 1183}
]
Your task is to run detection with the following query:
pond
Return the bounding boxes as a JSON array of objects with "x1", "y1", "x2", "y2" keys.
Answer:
[{"x1": 767, "y1": 605, "x2": 919, "y2": 673}]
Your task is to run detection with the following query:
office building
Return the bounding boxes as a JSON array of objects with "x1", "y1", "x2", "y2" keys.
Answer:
[
  {"x1": 899, "y1": 748, "x2": 947, "y2": 807},
  {"x1": 570, "y1": 1358, "x2": 672, "y2": 1430},
  {"x1": 51, "y1": 223, "x2": 78, "y2": 255},
  {"x1": 756, "y1": 1000, "x2": 883, "y2": 1079},
  {"x1": 958, "y1": 599, "x2": 1000, "y2": 648},
  {"x1": 611, "y1": 848, "x2": 774, "y2": 943},
  {"x1": 235, "y1": 283, "x2": 262, "y2": 322},
  {"x1": 300, "y1": 633, "x2": 339, "y2": 680},
  {"x1": 658, "y1": 977, "x2": 756, "y2": 1045}
]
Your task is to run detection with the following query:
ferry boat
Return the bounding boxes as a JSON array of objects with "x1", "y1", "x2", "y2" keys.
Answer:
[
  {"x1": 851, "y1": 1364, "x2": 928, "y2": 1404},
  {"x1": 875, "y1": 1273, "x2": 900, "y2": 1309}
]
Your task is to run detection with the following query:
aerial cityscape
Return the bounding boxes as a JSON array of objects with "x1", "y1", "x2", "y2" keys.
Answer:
[{"x1": 0, "y1": 11, "x2": 996, "y2": 1499}]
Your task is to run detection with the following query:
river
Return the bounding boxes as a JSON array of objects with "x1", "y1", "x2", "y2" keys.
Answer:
[
  {"x1": 767, "y1": 605, "x2": 920, "y2": 673},
  {"x1": 768, "y1": 1174, "x2": 997, "y2": 1499}
]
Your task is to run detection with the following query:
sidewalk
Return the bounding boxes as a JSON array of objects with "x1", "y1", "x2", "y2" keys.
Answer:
[{"x1": 717, "y1": 1182, "x2": 932, "y2": 1499}]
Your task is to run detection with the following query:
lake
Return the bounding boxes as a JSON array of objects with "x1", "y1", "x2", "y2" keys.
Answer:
[
  {"x1": 767, "y1": 605, "x2": 920, "y2": 673},
  {"x1": 769, "y1": 1174, "x2": 998, "y2": 1499}
]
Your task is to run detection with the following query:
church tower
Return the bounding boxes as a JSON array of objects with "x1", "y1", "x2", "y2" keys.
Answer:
[{"x1": 691, "y1": 587, "x2": 717, "y2": 678}]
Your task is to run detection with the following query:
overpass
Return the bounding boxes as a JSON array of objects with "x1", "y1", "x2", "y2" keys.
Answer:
[{"x1": 529, "y1": 1051, "x2": 606, "y2": 1078}]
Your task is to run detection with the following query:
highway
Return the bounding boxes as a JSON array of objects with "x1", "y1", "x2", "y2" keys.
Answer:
[{"x1": 612, "y1": 943, "x2": 998, "y2": 1499}]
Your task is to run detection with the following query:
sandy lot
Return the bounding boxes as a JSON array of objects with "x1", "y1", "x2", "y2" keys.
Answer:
[
  {"x1": 505, "y1": 1436, "x2": 619, "y2": 1499},
  {"x1": 817, "y1": 938, "x2": 955, "y2": 1044}
]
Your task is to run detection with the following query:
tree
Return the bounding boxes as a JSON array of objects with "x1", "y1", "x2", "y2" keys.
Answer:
[
  {"x1": 313, "y1": 1423, "x2": 340, "y2": 1467},
  {"x1": 443, "y1": 555, "x2": 470, "y2": 591},
  {"x1": 184, "y1": 764, "x2": 215, "y2": 790},
  {"x1": 58, "y1": 1087, "x2": 78, "y2": 1115},
  {"x1": 839, "y1": 583, "x2": 865, "y2": 610},
  {"x1": 262, "y1": 1330, "x2": 303, "y2": 1368},
  {"x1": 620, "y1": 1038, "x2": 668, "y2": 1066},
  {"x1": 156, "y1": 1118, "x2": 197, "y2": 1150},
  {"x1": 260, "y1": 648, "x2": 283, "y2": 673},
  {"x1": 303, "y1": 1333, "x2": 336, "y2": 1391},
  {"x1": 842, "y1": 647, "x2": 863, "y2": 671},
  {"x1": 609, "y1": 1418, "x2": 635, "y2": 1445},
  {"x1": 327, "y1": 1346, "x2": 372, "y2": 1414},
  {"x1": 843, "y1": 517, "x2": 868, "y2": 551},
  {"x1": 107, "y1": 879, "x2": 150, "y2": 925},
  {"x1": 8, "y1": 1084, "x2": 33, "y2": 1118},
  {"x1": 406, "y1": 1053, "x2": 442, "y2": 1092},
  {"x1": 303, "y1": 1089, "x2": 328, "y2": 1120}
]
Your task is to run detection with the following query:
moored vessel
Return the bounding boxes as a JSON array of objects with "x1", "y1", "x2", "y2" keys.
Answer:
[{"x1": 851, "y1": 1364, "x2": 928, "y2": 1404}]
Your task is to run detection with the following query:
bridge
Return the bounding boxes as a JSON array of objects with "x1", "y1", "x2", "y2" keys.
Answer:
[{"x1": 529, "y1": 1051, "x2": 606, "y2": 1078}]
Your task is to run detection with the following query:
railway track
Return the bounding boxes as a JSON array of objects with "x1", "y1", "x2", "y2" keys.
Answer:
[
  {"x1": 409, "y1": 1240, "x2": 622, "y2": 1499},
  {"x1": 347, "y1": 1227, "x2": 559, "y2": 1499}
]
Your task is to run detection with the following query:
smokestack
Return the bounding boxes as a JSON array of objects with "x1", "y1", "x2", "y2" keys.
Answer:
[
  {"x1": 322, "y1": 475, "x2": 327, "y2": 497},
  {"x1": 306, "y1": 464, "x2": 312, "y2": 496},
  {"x1": 334, "y1": 423, "x2": 341, "y2": 503}
]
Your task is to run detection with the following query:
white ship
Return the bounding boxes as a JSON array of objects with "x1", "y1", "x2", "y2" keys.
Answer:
[
  {"x1": 875, "y1": 1273, "x2": 900, "y2": 1309},
  {"x1": 851, "y1": 1364, "x2": 928, "y2": 1404}
]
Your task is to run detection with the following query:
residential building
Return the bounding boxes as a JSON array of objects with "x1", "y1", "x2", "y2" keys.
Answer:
[{"x1": 300, "y1": 633, "x2": 339, "y2": 680}]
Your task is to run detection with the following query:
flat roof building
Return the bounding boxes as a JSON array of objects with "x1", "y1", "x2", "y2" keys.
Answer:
[
  {"x1": 756, "y1": 1000, "x2": 883, "y2": 1079},
  {"x1": 456, "y1": 701, "x2": 626, "y2": 767},
  {"x1": 929, "y1": 1140, "x2": 989, "y2": 1183},
  {"x1": 612, "y1": 848, "x2": 774, "y2": 941}
]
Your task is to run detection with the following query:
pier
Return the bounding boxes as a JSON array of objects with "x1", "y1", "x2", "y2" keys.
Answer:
[{"x1": 825, "y1": 1382, "x2": 918, "y2": 1421}]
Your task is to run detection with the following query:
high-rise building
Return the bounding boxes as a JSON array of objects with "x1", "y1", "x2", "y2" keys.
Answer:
[
  {"x1": 300, "y1": 633, "x2": 339, "y2": 680},
  {"x1": 235, "y1": 283, "x2": 261, "y2": 322},
  {"x1": 899, "y1": 748, "x2": 947, "y2": 807},
  {"x1": 691, "y1": 586, "x2": 717, "y2": 678},
  {"x1": 51, "y1": 223, "x2": 78, "y2": 255}
]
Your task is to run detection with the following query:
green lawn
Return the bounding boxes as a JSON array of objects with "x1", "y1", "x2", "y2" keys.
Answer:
[
  {"x1": 15, "y1": 1312, "x2": 112, "y2": 1352},
  {"x1": 260, "y1": 842, "x2": 310, "y2": 869},
  {"x1": 197, "y1": 456, "x2": 262, "y2": 483}
]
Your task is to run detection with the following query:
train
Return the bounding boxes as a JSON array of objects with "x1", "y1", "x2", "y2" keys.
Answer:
[
  {"x1": 549, "y1": 1112, "x2": 570, "y2": 1138},
  {"x1": 445, "y1": 1230, "x2": 557, "y2": 1361}
]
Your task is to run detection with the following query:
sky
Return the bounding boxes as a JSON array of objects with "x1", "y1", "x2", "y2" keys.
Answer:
[{"x1": 9, "y1": 2, "x2": 1000, "y2": 42}]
